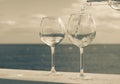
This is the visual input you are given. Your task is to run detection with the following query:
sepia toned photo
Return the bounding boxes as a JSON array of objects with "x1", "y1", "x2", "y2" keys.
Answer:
[{"x1": 0, "y1": 0, "x2": 120, "y2": 84}]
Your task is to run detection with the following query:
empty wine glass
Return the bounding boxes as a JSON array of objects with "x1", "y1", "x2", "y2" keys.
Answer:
[
  {"x1": 67, "y1": 13, "x2": 96, "y2": 80},
  {"x1": 108, "y1": 0, "x2": 120, "y2": 10},
  {"x1": 39, "y1": 16, "x2": 65, "y2": 75}
]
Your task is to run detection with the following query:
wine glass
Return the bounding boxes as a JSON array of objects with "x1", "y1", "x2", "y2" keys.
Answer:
[
  {"x1": 39, "y1": 16, "x2": 65, "y2": 75},
  {"x1": 67, "y1": 13, "x2": 96, "y2": 79},
  {"x1": 108, "y1": 0, "x2": 120, "y2": 10}
]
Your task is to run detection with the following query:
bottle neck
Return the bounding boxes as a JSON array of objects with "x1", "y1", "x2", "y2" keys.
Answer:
[
  {"x1": 80, "y1": 2, "x2": 93, "y2": 14},
  {"x1": 80, "y1": 3, "x2": 87, "y2": 14}
]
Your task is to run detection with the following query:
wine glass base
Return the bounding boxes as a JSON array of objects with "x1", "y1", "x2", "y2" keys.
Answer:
[
  {"x1": 41, "y1": 71, "x2": 63, "y2": 76},
  {"x1": 48, "y1": 72, "x2": 63, "y2": 76},
  {"x1": 70, "y1": 74, "x2": 93, "y2": 81}
]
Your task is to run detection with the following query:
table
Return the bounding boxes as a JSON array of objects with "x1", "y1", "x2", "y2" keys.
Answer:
[{"x1": 0, "y1": 68, "x2": 120, "y2": 84}]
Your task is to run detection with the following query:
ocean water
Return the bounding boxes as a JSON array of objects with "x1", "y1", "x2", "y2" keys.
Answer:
[{"x1": 0, "y1": 44, "x2": 120, "y2": 75}]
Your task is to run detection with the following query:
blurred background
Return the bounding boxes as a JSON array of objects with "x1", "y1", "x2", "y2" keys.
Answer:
[{"x1": 0, "y1": 0, "x2": 120, "y2": 44}]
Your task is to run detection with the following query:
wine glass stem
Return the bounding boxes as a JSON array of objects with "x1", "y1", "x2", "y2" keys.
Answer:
[
  {"x1": 50, "y1": 46, "x2": 56, "y2": 73},
  {"x1": 80, "y1": 47, "x2": 84, "y2": 76}
]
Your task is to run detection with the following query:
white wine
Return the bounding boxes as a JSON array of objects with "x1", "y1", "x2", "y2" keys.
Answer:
[
  {"x1": 68, "y1": 32, "x2": 96, "y2": 47},
  {"x1": 40, "y1": 34, "x2": 64, "y2": 46}
]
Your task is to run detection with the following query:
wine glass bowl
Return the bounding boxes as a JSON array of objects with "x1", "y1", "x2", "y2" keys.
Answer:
[
  {"x1": 67, "y1": 13, "x2": 96, "y2": 48},
  {"x1": 40, "y1": 16, "x2": 65, "y2": 75},
  {"x1": 108, "y1": 0, "x2": 120, "y2": 10},
  {"x1": 67, "y1": 13, "x2": 96, "y2": 79}
]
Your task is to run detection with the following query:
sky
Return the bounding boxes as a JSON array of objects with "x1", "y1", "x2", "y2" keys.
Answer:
[{"x1": 0, "y1": 0, "x2": 120, "y2": 44}]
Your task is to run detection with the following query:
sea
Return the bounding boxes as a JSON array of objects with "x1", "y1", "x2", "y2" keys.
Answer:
[{"x1": 0, "y1": 44, "x2": 120, "y2": 84}]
